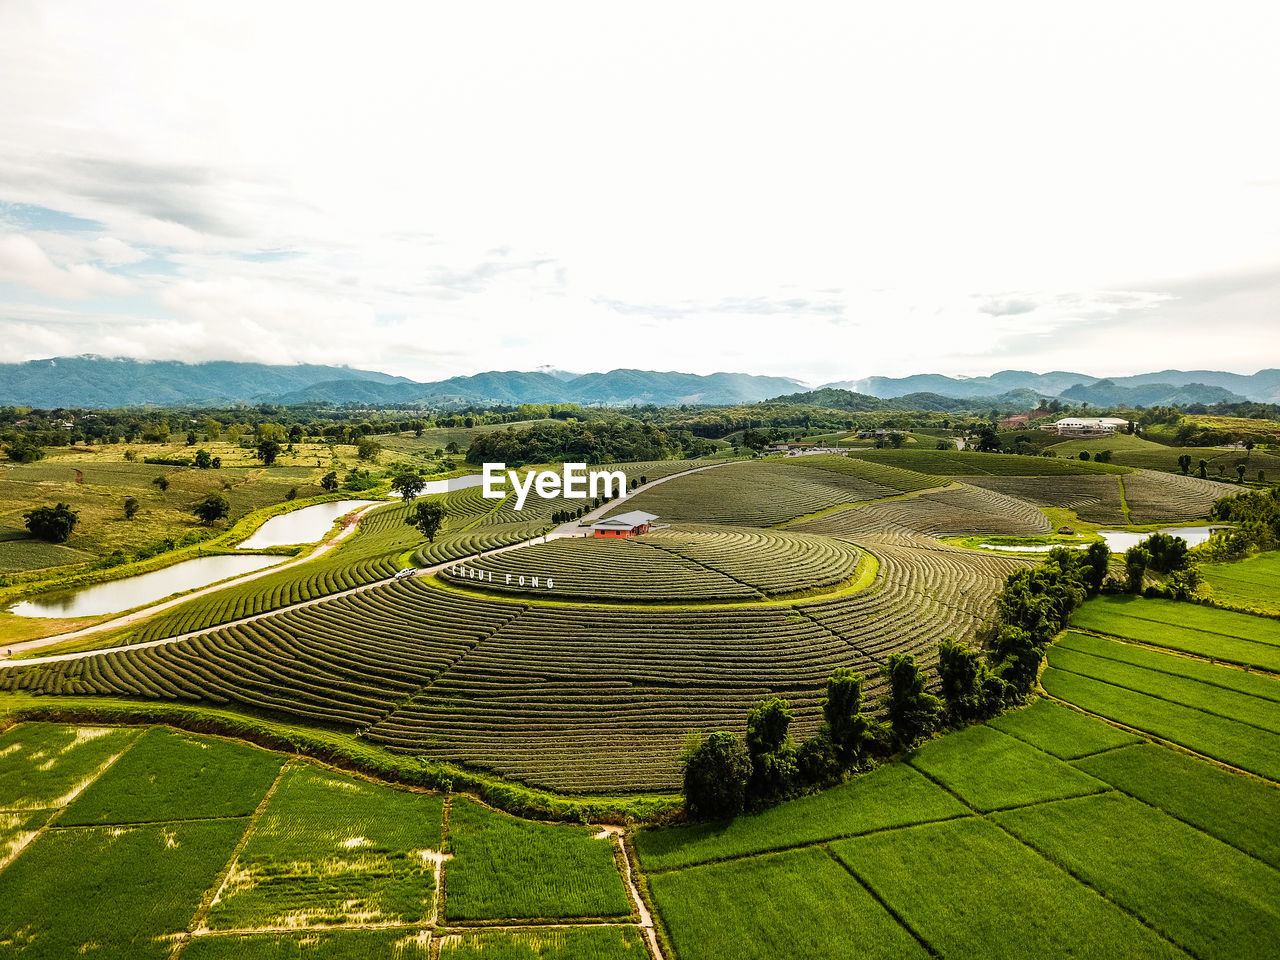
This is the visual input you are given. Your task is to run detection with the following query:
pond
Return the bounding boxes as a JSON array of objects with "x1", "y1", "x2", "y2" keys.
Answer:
[
  {"x1": 9, "y1": 554, "x2": 284, "y2": 619},
  {"x1": 237, "y1": 500, "x2": 380, "y2": 549},
  {"x1": 1097, "y1": 526, "x2": 1229, "y2": 552},
  {"x1": 976, "y1": 525, "x2": 1230, "y2": 555}
]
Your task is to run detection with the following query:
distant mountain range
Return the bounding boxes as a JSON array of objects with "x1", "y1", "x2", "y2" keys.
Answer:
[
  {"x1": 0, "y1": 357, "x2": 805, "y2": 408},
  {"x1": 822, "y1": 369, "x2": 1280, "y2": 405},
  {"x1": 1, "y1": 356, "x2": 1276, "y2": 409}
]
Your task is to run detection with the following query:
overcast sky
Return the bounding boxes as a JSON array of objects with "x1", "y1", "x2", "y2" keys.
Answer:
[{"x1": 1, "y1": 1, "x2": 1276, "y2": 385}]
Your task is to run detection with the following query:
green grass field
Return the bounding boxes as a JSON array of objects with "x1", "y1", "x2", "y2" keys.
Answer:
[
  {"x1": 987, "y1": 698, "x2": 1142, "y2": 758},
  {"x1": 832, "y1": 817, "x2": 1183, "y2": 960},
  {"x1": 635, "y1": 762, "x2": 967, "y2": 871},
  {"x1": 649, "y1": 846, "x2": 929, "y2": 960},
  {"x1": 60, "y1": 727, "x2": 284, "y2": 825},
  {"x1": 207, "y1": 763, "x2": 444, "y2": 929},
  {"x1": 438, "y1": 927, "x2": 649, "y2": 959},
  {"x1": 182, "y1": 928, "x2": 433, "y2": 959},
  {"x1": 845, "y1": 448, "x2": 1130, "y2": 476},
  {"x1": 0, "y1": 721, "x2": 139, "y2": 810},
  {"x1": 0, "y1": 818, "x2": 246, "y2": 958},
  {"x1": 0, "y1": 722, "x2": 648, "y2": 955},
  {"x1": 1075, "y1": 743, "x2": 1280, "y2": 870},
  {"x1": 1203, "y1": 550, "x2": 1280, "y2": 615},
  {"x1": 906, "y1": 724, "x2": 1108, "y2": 811},
  {"x1": 1070, "y1": 594, "x2": 1280, "y2": 672},
  {"x1": 445, "y1": 799, "x2": 632, "y2": 921},
  {"x1": 995, "y1": 792, "x2": 1280, "y2": 960}
]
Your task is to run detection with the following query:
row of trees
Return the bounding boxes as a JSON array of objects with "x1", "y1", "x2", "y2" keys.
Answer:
[{"x1": 682, "y1": 545, "x2": 1110, "y2": 820}]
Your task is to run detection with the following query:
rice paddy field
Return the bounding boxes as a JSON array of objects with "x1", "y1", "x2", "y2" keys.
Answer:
[
  {"x1": 639, "y1": 597, "x2": 1280, "y2": 960},
  {"x1": 1201, "y1": 550, "x2": 1280, "y2": 615},
  {"x1": 0, "y1": 722, "x2": 647, "y2": 958}
]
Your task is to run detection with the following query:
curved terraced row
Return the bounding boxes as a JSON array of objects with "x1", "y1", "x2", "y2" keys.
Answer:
[
  {"x1": 1122, "y1": 470, "x2": 1232, "y2": 523},
  {"x1": 0, "y1": 535, "x2": 1033, "y2": 793},
  {"x1": 606, "y1": 461, "x2": 901, "y2": 527},
  {"x1": 950, "y1": 474, "x2": 1129, "y2": 525},
  {"x1": 792, "y1": 483, "x2": 1052, "y2": 543},
  {"x1": 442, "y1": 525, "x2": 863, "y2": 601}
]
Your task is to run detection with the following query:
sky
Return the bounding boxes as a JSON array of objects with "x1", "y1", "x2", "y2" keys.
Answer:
[{"x1": 0, "y1": 1, "x2": 1277, "y2": 386}]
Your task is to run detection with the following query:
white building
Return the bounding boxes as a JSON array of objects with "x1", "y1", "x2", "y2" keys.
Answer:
[{"x1": 1040, "y1": 417, "x2": 1130, "y2": 438}]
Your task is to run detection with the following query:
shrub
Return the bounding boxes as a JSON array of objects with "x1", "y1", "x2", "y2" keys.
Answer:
[{"x1": 683, "y1": 732, "x2": 751, "y2": 819}]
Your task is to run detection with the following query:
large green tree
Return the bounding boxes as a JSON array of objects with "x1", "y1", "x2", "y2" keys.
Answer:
[
  {"x1": 406, "y1": 501, "x2": 447, "y2": 542},
  {"x1": 23, "y1": 503, "x2": 78, "y2": 543},
  {"x1": 193, "y1": 493, "x2": 231, "y2": 525},
  {"x1": 391, "y1": 472, "x2": 426, "y2": 502},
  {"x1": 881, "y1": 653, "x2": 942, "y2": 750},
  {"x1": 683, "y1": 732, "x2": 751, "y2": 820}
]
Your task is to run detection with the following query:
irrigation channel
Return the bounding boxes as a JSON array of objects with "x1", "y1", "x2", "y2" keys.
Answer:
[{"x1": 0, "y1": 461, "x2": 736, "y2": 664}]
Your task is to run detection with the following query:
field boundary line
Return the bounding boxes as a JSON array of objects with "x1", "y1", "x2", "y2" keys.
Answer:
[
  {"x1": 605, "y1": 826, "x2": 664, "y2": 960},
  {"x1": 174, "y1": 758, "x2": 293, "y2": 955},
  {"x1": 1065, "y1": 626, "x2": 1280, "y2": 679},
  {"x1": 907, "y1": 755, "x2": 1198, "y2": 960},
  {"x1": 639, "y1": 811, "x2": 978, "y2": 875},
  {"x1": 0, "y1": 725, "x2": 143, "y2": 875},
  {"x1": 821, "y1": 844, "x2": 940, "y2": 958},
  {"x1": 1038, "y1": 688, "x2": 1280, "y2": 787},
  {"x1": 1045, "y1": 659, "x2": 1280, "y2": 740}
]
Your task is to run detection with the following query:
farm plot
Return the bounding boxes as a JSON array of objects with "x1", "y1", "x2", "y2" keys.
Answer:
[
  {"x1": 845, "y1": 448, "x2": 1129, "y2": 476},
  {"x1": 832, "y1": 817, "x2": 1182, "y2": 960},
  {"x1": 1121, "y1": 469, "x2": 1229, "y2": 523},
  {"x1": 0, "y1": 721, "x2": 139, "y2": 810},
  {"x1": 994, "y1": 792, "x2": 1280, "y2": 960},
  {"x1": 951, "y1": 474, "x2": 1129, "y2": 524},
  {"x1": 183, "y1": 928, "x2": 432, "y2": 959},
  {"x1": 207, "y1": 763, "x2": 445, "y2": 930},
  {"x1": 60, "y1": 726, "x2": 284, "y2": 825},
  {"x1": 1203, "y1": 550, "x2": 1280, "y2": 616},
  {"x1": 445, "y1": 525, "x2": 864, "y2": 601},
  {"x1": 1075, "y1": 743, "x2": 1280, "y2": 870},
  {"x1": 793, "y1": 483, "x2": 1052, "y2": 541},
  {"x1": 649, "y1": 846, "x2": 929, "y2": 960},
  {"x1": 604, "y1": 461, "x2": 899, "y2": 526},
  {"x1": 0, "y1": 818, "x2": 246, "y2": 959},
  {"x1": 444, "y1": 798, "x2": 631, "y2": 921},
  {"x1": 635, "y1": 761, "x2": 966, "y2": 871},
  {"x1": 1070, "y1": 596, "x2": 1280, "y2": 672},
  {"x1": 0, "y1": 579, "x2": 524, "y2": 731},
  {"x1": 369, "y1": 540, "x2": 1023, "y2": 792},
  {"x1": 988, "y1": 697, "x2": 1141, "y2": 759},
  {"x1": 438, "y1": 927, "x2": 648, "y2": 959},
  {"x1": 1043, "y1": 637, "x2": 1280, "y2": 781},
  {"x1": 1051, "y1": 632, "x2": 1280, "y2": 731},
  {"x1": 906, "y1": 724, "x2": 1107, "y2": 811},
  {"x1": 783, "y1": 453, "x2": 939, "y2": 492},
  {"x1": 1, "y1": 529, "x2": 1027, "y2": 792}
]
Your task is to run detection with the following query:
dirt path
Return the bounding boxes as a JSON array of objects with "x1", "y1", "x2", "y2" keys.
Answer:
[
  {"x1": 2, "y1": 461, "x2": 742, "y2": 667},
  {"x1": 599, "y1": 825, "x2": 665, "y2": 960}
]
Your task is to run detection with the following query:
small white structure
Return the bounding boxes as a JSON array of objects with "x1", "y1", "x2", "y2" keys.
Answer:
[
  {"x1": 590, "y1": 510, "x2": 658, "y2": 539},
  {"x1": 1040, "y1": 417, "x2": 1130, "y2": 438}
]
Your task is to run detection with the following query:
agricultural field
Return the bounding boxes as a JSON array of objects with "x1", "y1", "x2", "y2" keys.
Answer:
[
  {"x1": 641, "y1": 670, "x2": 1280, "y2": 959},
  {"x1": 844, "y1": 447, "x2": 1130, "y2": 476},
  {"x1": 1201, "y1": 550, "x2": 1280, "y2": 615},
  {"x1": 444, "y1": 525, "x2": 866, "y2": 601},
  {"x1": 0, "y1": 722, "x2": 648, "y2": 958},
  {"x1": 1, "y1": 452, "x2": 1052, "y2": 792},
  {"x1": 1047, "y1": 433, "x2": 1280, "y2": 479},
  {"x1": 950, "y1": 473, "x2": 1129, "y2": 525}
]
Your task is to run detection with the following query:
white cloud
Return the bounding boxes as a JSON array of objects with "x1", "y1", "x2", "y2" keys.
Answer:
[{"x1": 0, "y1": 0, "x2": 1277, "y2": 380}]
